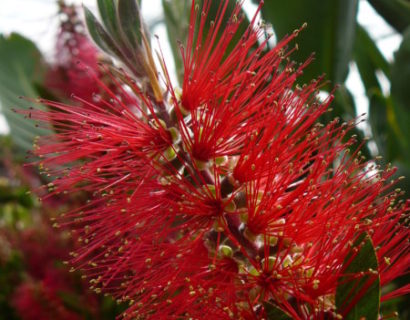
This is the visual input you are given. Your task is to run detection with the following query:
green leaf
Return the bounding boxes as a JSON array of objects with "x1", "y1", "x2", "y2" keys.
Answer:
[
  {"x1": 263, "y1": 301, "x2": 292, "y2": 319},
  {"x1": 83, "y1": 3, "x2": 151, "y2": 82},
  {"x1": 391, "y1": 27, "x2": 410, "y2": 116},
  {"x1": 369, "y1": 92, "x2": 400, "y2": 162},
  {"x1": 258, "y1": 0, "x2": 358, "y2": 87},
  {"x1": 356, "y1": 24, "x2": 390, "y2": 80},
  {"x1": 368, "y1": 93, "x2": 388, "y2": 153},
  {"x1": 97, "y1": 0, "x2": 119, "y2": 38},
  {"x1": 380, "y1": 290, "x2": 402, "y2": 320},
  {"x1": 162, "y1": 0, "x2": 191, "y2": 84},
  {"x1": 117, "y1": 0, "x2": 144, "y2": 50},
  {"x1": 0, "y1": 33, "x2": 50, "y2": 155},
  {"x1": 367, "y1": 0, "x2": 410, "y2": 34},
  {"x1": 336, "y1": 233, "x2": 380, "y2": 320},
  {"x1": 391, "y1": 26, "x2": 410, "y2": 161},
  {"x1": 354, "y1": 24, "x2": 390, "y2": 94},
  {"x1": 84, "y1": 6, "x2": 123, "y2": 58},
  {"x1": 333, "y1": 85, "x2": 356, "y2": 118},
  {"x1": 354, "y1": 24, "x2": 410, "y2": 166}
]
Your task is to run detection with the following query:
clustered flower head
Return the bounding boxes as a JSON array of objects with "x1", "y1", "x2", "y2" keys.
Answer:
[
  {"x1": 22, "y1": 0, "x2": 409, "y2": 319},
  {"x1": 46, "y1": 1, "x2": 102, "y2": 101}
]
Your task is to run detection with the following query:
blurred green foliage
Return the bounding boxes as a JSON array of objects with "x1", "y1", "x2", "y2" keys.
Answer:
[{"x1": 0, "y1": 34, "x2": 51, "y2": 157}]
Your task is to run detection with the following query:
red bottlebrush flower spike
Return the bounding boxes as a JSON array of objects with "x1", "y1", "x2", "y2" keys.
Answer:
[
  {"x1": 22, "y1": 0, "x2": 409, "y2": 319},
  {"x1": 46, "y1": 2, "x2": 101, "y2": 101}
]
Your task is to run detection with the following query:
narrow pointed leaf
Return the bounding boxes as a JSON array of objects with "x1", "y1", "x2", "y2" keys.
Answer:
[
  {"x1": 356, "y1": 24, "x2": 390, "y2": 79},
  {"x1": 391, "y1": 27, "x2": 410, "y2": 161},
  {"x1": 367, "y1": 0, "x2": 410, "y2": 34},
  {"x1": 353, "y1": 24, "x2": 401, "y2": 162},
  {"x1": 336, "y1": 233, "x2": 380, "y2": 320},
  {"x1": 369, "y1": 92, "x2": 400, "y2": 161},
  {"x1": 84, "y1": 6, "x2": 123, "y2": 58},
  {"x1": 117, "y1": 0, "x2": 143, "y2": 49},
  {"x1": 97, "y1": 0, "x2": 119, "y2": 38},
  {"x1": 354, "y1": 24, "x2": 391, "y2": 93},
  {"x1": 257, "y1": 0, "x2": 358, "y2": 88},
  {"x1": 391, "y1": 27, "x2": 410, "y2": 115}
]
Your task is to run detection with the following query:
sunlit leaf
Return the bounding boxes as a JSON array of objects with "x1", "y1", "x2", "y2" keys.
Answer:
[{"x1": 0, "y1": 33, "x2": 50, "y2": 155}]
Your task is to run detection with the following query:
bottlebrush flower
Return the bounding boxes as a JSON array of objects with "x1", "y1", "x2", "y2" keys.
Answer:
[
  {"x1": 21, "y1": 0, "x2": 409, "y2": 319},
  {"x1": 46, "y1": 2, "x2": 101, "y2": 101}
]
